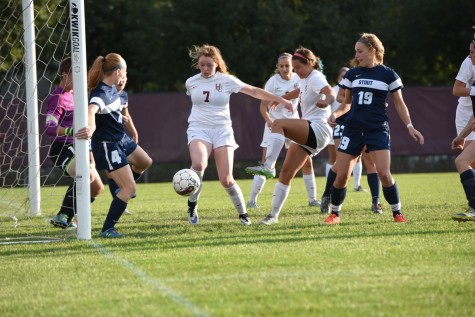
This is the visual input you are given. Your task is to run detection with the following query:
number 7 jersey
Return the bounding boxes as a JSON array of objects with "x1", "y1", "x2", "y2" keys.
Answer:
[
  {"x1": 185, "y1": 71, "x2": 245, "y2": 128},
  {"x1": 341, "y1": 64, "x2": 403, "y2": 131}
]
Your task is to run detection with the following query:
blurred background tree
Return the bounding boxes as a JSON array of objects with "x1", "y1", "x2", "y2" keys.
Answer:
[{"x1": 5, "y1": 0, "x2": 474, "y2": 93}]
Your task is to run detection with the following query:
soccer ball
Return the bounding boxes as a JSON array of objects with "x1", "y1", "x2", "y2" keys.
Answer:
[{"x1": 172, "y1": 169, "x2": 200, "y2": 196}]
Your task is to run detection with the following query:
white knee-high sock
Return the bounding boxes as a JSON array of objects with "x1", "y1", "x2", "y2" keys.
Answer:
[
  {"x1": 303, "y1": 174, "x2": 316, "y2": 202},
  {"x1": 265, "y1": 133, "x2": 286, "y2": 169},
  {"x1": 325, "y1": 163, "x2": 333, "y2": 178},
  {"x1": 353, "y1": 161, "x2": 362, "y2": 188},
  {"x1": 225, "y1": 182, "x2": 246, "y2": 215},
  {"x1": 189, "y1": 168, "x2": 204, "y2": 203},
  {"x1": 248, "y1": 175, "x2": 266, "y2": 203},
  {"x1": 270, "y1": 181, "x2": 291, "y2": 218}
]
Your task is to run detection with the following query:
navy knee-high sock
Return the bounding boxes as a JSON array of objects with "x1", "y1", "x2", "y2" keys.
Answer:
[
  {"x1": 382, "y1": 182, "x2": 401, "y2": 216},
  {"x1": 460, "y1": 169, "x2": 475, "y2": 208},
  {"x1": 323, "y1": 169, "x2": 337, "y2": 197},
  {"x1": 367, "y1": 173, "x2": 380, "y2": 204},
  {"x1": 132, "y1": 170, "x2": 142, "y2": 181},
  {"x1": 330, "y1": 186, "x2": 347, "y2": 216},
  {"x1": 101, "y1": 196, "x2": 128, "y2": 232},
  {"x1": 108, "y1": 178, "x2": 120, "y2": 197},
  {"x1": 59, "y1": 182, "x2": 75, "y2": 221}
]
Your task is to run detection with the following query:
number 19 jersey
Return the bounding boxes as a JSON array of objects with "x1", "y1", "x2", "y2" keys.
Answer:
[{"x1": 341, "y1": 64, "x2": 402, "y2": 131}]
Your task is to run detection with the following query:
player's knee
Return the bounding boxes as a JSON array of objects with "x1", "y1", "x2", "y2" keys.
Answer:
[
  {"x1": 378, "y1": 171, "x2": 393, "y2": 186},
  {"x1": 333, "y1": 173, "x2": 350, "y2": 188},
  {"x1": 91, "y1": 182, "x2": 104, "y2": 197},
  {"x1": 120, "y1": 183, "x2": 136, "y2": 199},
  {"x1": 219, "y1": 176, "x2": 234, "y2": 188},
  {"x1": 144, "y1": 155, "x2": 153, "y2": 169},
  {"x1": 455, "y1": 156, "x2": 470, "y2": 173},
  {"x1": 278, "y1": 171, "x2": 294, "y2": 185}
]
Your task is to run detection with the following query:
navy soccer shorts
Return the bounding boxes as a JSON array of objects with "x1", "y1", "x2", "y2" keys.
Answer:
[
  {"x1": 92, "y1": 140, "x2": 129, "y2": 172},
  {"x1": 337, "y1": 126, "x2": 391, "y2": 156}
]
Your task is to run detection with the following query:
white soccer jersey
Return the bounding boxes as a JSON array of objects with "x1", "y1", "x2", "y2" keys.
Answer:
[
  {"x1": 455, "y1": 57, "x2": 475, "y2": 107},
  {"x1": 263, "y1": 73, "x2": 300, "y2": 120},
  {"x1": 186, "y1": 72, "x2": 245, "y2": 128},
  {"x1": 299, "y1": 69, "x2": 331, "y2": 122}
]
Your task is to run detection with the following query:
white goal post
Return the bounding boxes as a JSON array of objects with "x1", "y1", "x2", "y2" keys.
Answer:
[
  {"x1": 69, "y1": 0, "x2": 91, "y2": 240},
  {"x1": 0, "y1": 0, "x2": 91, "y2": 240}
]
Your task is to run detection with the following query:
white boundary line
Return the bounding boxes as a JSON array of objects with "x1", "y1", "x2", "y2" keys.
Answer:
[{"x1": 91, "y1": 241, "x2": 210, "y2": 317}]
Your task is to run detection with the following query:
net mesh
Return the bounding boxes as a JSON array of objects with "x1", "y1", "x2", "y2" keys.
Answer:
[{"x1": 0, "y1": 0, "x2": 74, "y2": 242}]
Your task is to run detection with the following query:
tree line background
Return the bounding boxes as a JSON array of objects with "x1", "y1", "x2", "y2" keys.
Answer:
[
  {"x1": 84, "y1": 0, "x2": 474, "y2": 93},
  {"x1": 1, "y1": 0, "x2": 474, "y2": 92}
]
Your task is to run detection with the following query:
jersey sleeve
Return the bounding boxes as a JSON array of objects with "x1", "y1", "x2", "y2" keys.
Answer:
[
  {"x1": 120, "y1": 91, "x2": 129, "y2": 108},
  {"x1": 89, "y1": 89, "x2": 106, "y2": 110},
  {"x1": 455, "y1": 57, "x2": 474, "y2": 85},
  {"x1": 263, "y1": 76, "x2": 275, "y2": 93},
  {"x1": 185, "y1": 77, "x2": 192, "y2": 96},
  {"x1": 227, "y1": 75, "x2": 246, "y2": 93},
  {"x1": 310, "y1": 72, "x2": 329, "y2": 94},
  {"x1": 45, "y1": 94, "x2": 62, "y2": 138},
  {"x1": 388, "y1": 69, "x2": 403, "y2": 92}
]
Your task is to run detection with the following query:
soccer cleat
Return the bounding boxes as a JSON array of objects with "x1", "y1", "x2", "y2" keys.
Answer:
[
  {"x1": 372, "y1": 203, "x2": 383, "y2": 214},
  {"x1": 323, "y1": 213, "x2": 340, "y2": 224},
  {"x1": 354, "y1": 185, "x2": 367, "y2": 192},
  {"x1": 245, "y1": 165, "x2": 276, "y2": 179},
  {"x1": 308, "y1": 199, "x2": 321, "y2": 207},
  {"x1": 394, "y1": 214, "x2": 407, "y2": 223},
  {"x1": 66, "y1": 221, "x2": 77, "y2": 229},
  {"x1": 188, "y1": 205, "x2": 199, "y2": 225},
  {"x1": 99, "y1": 227, "x2": 124, "y2": 238},
  {"x1": 50, "y1": 213, "x2": 69, "y2": 229},
  {"x1": 451, "y1": 209, "x2": 475, "y2": 222},
  {"x1": 123, "y1": 208, "x2": 132, "y2": 215},
  {"x1": 246, "y1": 201, "x2": 260, "y2": 209},
  {"x1": 320, "y1": 195, "x2": 331, "y2": 214},
  {"x1": 239, "y1": 213, "x2": 251, "y2": 225},
  {"x1": 260, "y1": 214, "x2": 278, "y2": 225}
]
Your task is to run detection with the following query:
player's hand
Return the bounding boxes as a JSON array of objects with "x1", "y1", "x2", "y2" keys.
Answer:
[
  {"x1": 327, "y1": 113, "x2": 337, "y2": 127},
  {"x1": 268, "y1": 101, "x2": 279, "y2": 111},
  {"x1": 316, "y1": 94, "x2": 329, "y2": 108},
  {"x1": 451, "y1": 136, "x2": 465, "y2": 150},
  {"x1": 122, "y1": 115, "x2": 130, "y2": 124},
  {"x1": 75, "y1": 125, "x2": 94, "y2": 140},
  {"x1": 408, "y1": 127, "x2": 424, "y2": 145},
  {"x1": 281, "y1": 99, "x2": 294, "y2": 113},
  {"x1": 266, "y1": 119, "x2": 273, "y2": 129}
]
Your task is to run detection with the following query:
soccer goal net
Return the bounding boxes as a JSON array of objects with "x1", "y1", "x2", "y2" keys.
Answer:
[{"x1": 0, "y1": 0, "x2": 89, "y2": 243}]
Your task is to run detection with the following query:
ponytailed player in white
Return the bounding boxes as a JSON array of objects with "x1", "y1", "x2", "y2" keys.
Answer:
[
  {"x1": 245, "y1": 47, "x2": 334, "y2": 225},
  {"x1": 185, "y1": 44, "x2": 293, "y2": 225},
  {"x1": 246, "y1": 53, "x2": 321, "y2": 209},
  {"x1": 453, "y1": 40, "x2": 475, "y2": 150},
  {"x1": 451, "y1": 39, "x2": 475, "y2": 222},
  {"x1": 326, "y1": 33, "x2": 424, "y2": 225}
]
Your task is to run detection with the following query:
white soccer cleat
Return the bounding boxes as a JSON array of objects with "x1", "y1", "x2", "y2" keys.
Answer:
[{"x1": 260, "y1": 214, "x2": 278, "y2": 225}]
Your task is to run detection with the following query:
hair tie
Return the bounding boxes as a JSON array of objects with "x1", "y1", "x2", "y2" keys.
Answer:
[{"x1": 293, "y1": 52, "x2": 307, "y2": 60}]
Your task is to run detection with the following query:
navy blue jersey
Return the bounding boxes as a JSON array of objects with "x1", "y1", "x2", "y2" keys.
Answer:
[
  {"x1": 341, "y1": 65, "x2": 402, "y2": 131},
  {"x1": 335, "y1": 83, "x2": 348, "y2": 126},
  {"x1": 89, "y1": 82, "x2": 125, "y2": 141},
  {"x1": 119, "y1": 89, "x2": 128, "y2": 106}
]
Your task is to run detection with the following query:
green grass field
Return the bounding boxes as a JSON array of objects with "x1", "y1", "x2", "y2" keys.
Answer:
[{"x1": 1, "y1": 172, "x2": 474, "y2": 317}]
